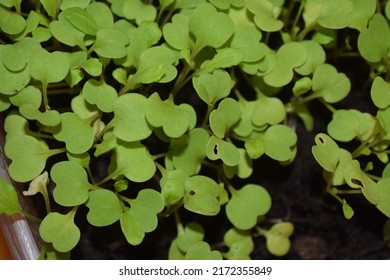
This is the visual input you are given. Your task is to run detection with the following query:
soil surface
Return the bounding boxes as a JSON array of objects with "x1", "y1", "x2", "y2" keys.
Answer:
[{"x1": 71, "y1": 57, "x2": 390, "y2": 260}]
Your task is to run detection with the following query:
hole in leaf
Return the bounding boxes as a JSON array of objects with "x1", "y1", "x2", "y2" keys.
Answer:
[
  {"x1": 189, "y1": 190, "x2": 196, "y2": 195},
  {"x1": 350, "y1": 178, "x2": 364, "y2": 188},
  {"x1": 318, "y1": 137, "x2": 325, "y2": 144},
  {"x1": 213, "y1": 144, "x2": 219, "y2": 155}
]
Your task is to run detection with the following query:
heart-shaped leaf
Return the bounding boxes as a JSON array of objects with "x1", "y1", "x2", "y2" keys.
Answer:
[
  {"x1": 223, "y1": 228, "x2": 254, "y2": 260},
  {"x1": 263, "y1": 222, "x2": 294, "y2": 256},
  {"x1": 206, "y1": 136, "x2": 240, "y2": 166},
  {"x1": 223, "y1": 148, "x2": 253, "y2": 179},
  {"x1": 358, "y1": 14, "x2": 390, "y2": 63},
  {"x1": 0, "y1": 176, "x2": 21, "y2": 215},
  {"x1": 39, "y1": 210, "x2": 80, "y2": 252},
  {"x1": 246, "y1": 0, "x2": 283, "y2": 32},
  {"x1": 177, "y1": 222, "x2": 205, "y2": 253},
  {"x1": 209, "y1": 98, "x2": 241, "y2": 138},
  {"x1": 184, "y1": 175, "x2": 223, "y2": 216},
  {"x1": 111, "y1": 140, "x2": 156, "y2": 183},
  {"x1": 127, "y1": 189, "x2": 164, "y2": 233},
  {"x1": 92, "y1": 28, "x2": 128, "y2": 59},
  {"x1": 312, "y1": 133, "x2": 340, "y2": 172},
  {"x1": 82, "y1": 79, "x2": 117, "y2": 113},
  {"x1": 230, "y1": 25, "x2": 264, "y2": 63},
  {"x1": 295, "y1": 40, "x2": 326, "y2": 75},
  {"x1": 199, "y1": 48, "x2": 244, "y2": 73},
  {"x1": 262, "y1": 125, "x2": 297, "y2": 162},
  {"x1": 122, "y1": 0, "x2": 156, "y2": 25},
  {"x1": 185, "y1": 241, "x2": 222, "y2": 260},
  {"x1": 145, "y1": 92, "x2": 196, "y2": 138},
  {"x1": 312, "y1": 63, "x2": 351, "y2": 103},
  {"x1": 251, "y1": 94, "x2": 286, "y2": 127},
  {"x1": 112, "y1": 93, "x2": 152, "y2": 142},
  {"x1": 62, "y1": 6, "x2": 97, "y2": 35},
  {"x1": 263, "y1": 42, "x2": 307, "y2": 87},
  {"x1": 49, "y1": 13, "x2": 85, "y2": 48},
  {"x1": 19, "y1": 104, "x2": 61, "y2": 127},
  {"x1": 193, "y1": 69, "x2": 232, "y2": 106},
  {"x1": 86, "y1": 189, "x2": 123, "y2": 226},
  {"x1": 189, "y1": 3, "x2": 234, "y2": 50},
  {"x1": 348, "y1": 0, "x2": 376, "y2": 31},
  {"x1": 120, "y1": 208, "x2": 145, "y2": 246},
  {"x1": 226, "y1": 184, "x2": 271, "y2": 230},
  {"x1": 51, "y1": 161, "x2": 93, "y2": 207},
  {"x1": 52, "y1": 112, "x2": 95, "y2": 154},
  {"x1": 4, "y1": 135, "x2": 55, "y2": 182},
  {"x1": 163, "y1": 12, "x2": 193, "y2": 51},
  {"x1": 170, "y1": 128, "x2": 210, "y2": 175},
  {"x1": 29, "y1": 48, "x2": 70, "y2": 84},
  {"x1": 9, "y1": 85, "x2": 42, "y2": 109}
]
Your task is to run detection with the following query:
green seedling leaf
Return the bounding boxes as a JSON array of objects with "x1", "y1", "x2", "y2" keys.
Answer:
[
  {"x1": 9, "y1": 85, "x2": 42, "y2": 109},
  {"x1": 348, "y1": 0, "x2": 376, "y2": 31},
  {"x1": 120, "y1": 208, "x2": 145, "y2": 246},
  {"x1": 193, "y1": 69, "x2": 232, "y2": 106},
  {"x1": 132, "y1": 46, "x2": 178, "y2": 85},
  {"x1": 263, "y1": 42, "x2": 307, "y2": 87},
  {"x1": 86, "y1": 189, "x2": 122, "y2": 226},
  {"x1": 223, "y1": 228, "x2": 254, "y2": 260},
  {"x1": 61, "y1": 0, "x2": 91, "y2": 10},
  {"x1": 0, "y1": 176, "x2": 21, "y2": 215},
  {"x1": 3, "y1": 113, "x2": 31, "y2": 140},
  {"x1": 177, "y1": 222, "x2": 205, "y2": 253},
  {"x1": 312, "y1": 64, "x2": 351, "y2": 103},
  {"x1": 51, "y1": 161, "x2": 93, "y2": 207},
  {"x1": 262, "y1": 125, "x2": 297, "y2": 162},
  {"x1": 111, "y1": 140, "x2": 156, "y2": 183},
  {"x1": 206, "y1": 136, "x2": 240, "y2": 166},
  {"x1": 19, "y1": 104, "x2": 61, "y2": 127},
  {"x1": 184, "y1": 175, "x2": 223, "y2": 216},
  {"x1": 170, "y1": 128, "x2": 210, "y2": 175},
  {"x1": 251, "y1": 94, "x2": 286, "y2": 127},
  {"x1": 328, "y1": 149, "x2": 353, "y2": 186},
  {"x1": 312, "y1": 133, "x2": 340, "y2": 172},
  {"x1": 86, "y1": 2, "x2": 113, "y2": 29},
  {"x1": 230, "y1": 25, "x2": 264, "y2": 63},
  {"x1": 223, "y1": 148, "x2": 253, "y2": 179},
  {"x1": 331, "y1": 109, "x2": 376, "y2": 143},
  {"x1": 342, "y1": 199, "x2": 354, "y2": 219},
  {"x1": 263, "y1": 222, "x2": 294, "y2": 257},
  {"x1": 163, "y1": 12, "x2": 193, "y2": 51},
  {"x1": 39, "y1": 210, "x2": 80, "y2": 252},
  {"x1": 67, "y1": 152, "x2": 90, "y2": 169},
  {"x1": 209, "y1": 0, "x2": 244, "y2": 9},
  {"x1": 40, "y1": 0, "x2": 60, "y2": 18},
  {"x1": 82, "y1": 79, "x2": 117, "y2": 113},
  {"x1": 303, "y1": 0, "x2": 353, "y2": 29},
  {"x1": 49, "y1": 14, "x2": 85, "y2": 49},
  {"x1": 52, "y1": 112, "x2": 94, "y2": 154},
  {"x1": 80, "y1": 58, "x2": 102, "y2": 77},
  {"x1": 4, "y1": 135, "x2": 55, "y2": 182},
  {"x1": 246, "y1": 0, "x2": 283, "y2": 32},
  {"x1": 71, "y1": 95, "x2": 96, "y2": 119},
  {"x1": 62, "y1": 7, "x2": 97, "y2": 35},
  {"x1": 29, "y1": 48, "x2": 70, "y2": 85},
  {"x1": 122, "y1": 0, "x2": 156, "y2": 25},
  {"x1": 92, "y1": 28, "x2": 128, "y2": 59},
  {"x1": 185, "y1": 241, "x2": 222, "y2": 260},
  {"x1": 32, "y1": 26, "x2": 52, "y2": 43},
  {"x1": 293, "y1": 77, "x2": 313, "y2": 96},
  {"x1": 0, "y1": 7, "x2": 25, "y2": 35},
  {"x1": 226, "y1": 184, "x2": 271, "y2": 230},
  {"x1": 0, "y1": 45, "x2": 30, "y2": 95},
  {"x1": 127, "y1": 189, "x2": 164, "y2": 233},
  {"x1": 371, "y1": 76, "x2": 390, "y2": 109},
  {"x1": 376, "y1": 178, "x2": 390, "y2": 218},
  {"x1": 210, "y1": 98, "x2": 241, "y2": 138},
  {"x1": 378, "y1": 107, "x2": 390, "y2": 135},
  {"x1": 114, "y1": 178, "x2": 128, "y2": 193},
  {"x1": 199, "y1": 48, "x2": 244, "y2": 73},
  {"x1": 112, "y1": 93, "x2": 152, "y2": 142},
  {"x1": 9, "y1": 10, "x2": 40, "y2": 41},
  {"x1": 145, "y1": 92, "x2": 196, "y2": 138},
  {"x1": 160, "y1": 169, "x2": 189, "y2": 206},
  {"x1": 358, "y1": 14, "x2": 390, "y2": 63},
  {"x1": 189, "y1": 3, "x2": 234, "y2": 50},
  {"x1": 1, "y1": 41, "x2": 29, "y2": 72},
  {"x1": 295, "y1": 41, "x2": 326, "y2": 75},
  {"x1": 245, "y1": 138, "x2": 265, "y2": 159}
]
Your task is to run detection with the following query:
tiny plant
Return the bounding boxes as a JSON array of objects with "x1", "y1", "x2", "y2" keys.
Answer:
[{"x1": 0, "y1": 0, "x2": 389, "y2": 259}]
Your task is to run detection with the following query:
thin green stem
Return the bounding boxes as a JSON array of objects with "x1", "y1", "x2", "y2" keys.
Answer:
[
  {"x1": 42, "y1": 82, "x2": 49, "y2": 110},
  {"x1": 295, "y1": 20, "x2": 318, "y2": 41},
  {"x1": 20, "y1": 210, "x2": 42, "y2": 224},
  {"x1": 171, "y1": 62, "x2": 192, "y2": 97},
  {"x1": 174, "y1": 210, "x2": 184, "y2": 235},
  {"x1": 290, "y1": 0, "x2": 305, "y2": 40}
]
